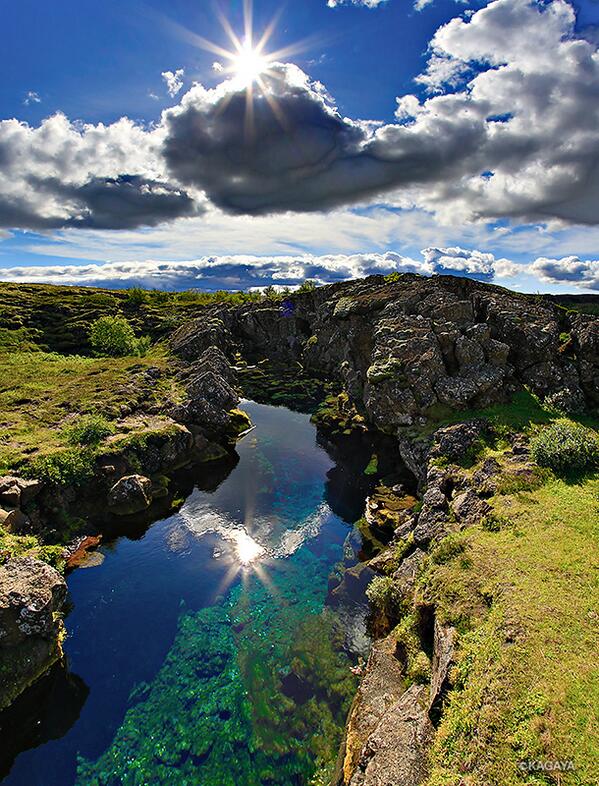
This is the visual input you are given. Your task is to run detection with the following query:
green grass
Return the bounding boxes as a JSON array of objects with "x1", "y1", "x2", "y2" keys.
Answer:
[
  {"x1": 0, "y1": 282, "x2": 265, "y2": 355},
  {"x1": 0, "y1": 350, "x2": 182, "y2": 473},
  {"x1": 421, "y1": 473, "x2": 599, "y2": 785}
]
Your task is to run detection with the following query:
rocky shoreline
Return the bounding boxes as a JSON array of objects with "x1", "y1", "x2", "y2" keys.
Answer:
[
  {"x1": 0, "y1": 345, "x2": 249, "y2": 711},
  {"x1": 0, "y1": 273, "x2": 597, "y2": 783}
]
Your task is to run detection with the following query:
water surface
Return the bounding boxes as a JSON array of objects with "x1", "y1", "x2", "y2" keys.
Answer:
[{"x1": 2, "y1": 402, "x2": 368, "y2": 786}]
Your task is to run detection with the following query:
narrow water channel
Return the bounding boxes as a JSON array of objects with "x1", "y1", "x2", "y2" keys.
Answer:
[{"x1": 1, "y1": 401, "x2": 370, "y2": 786}]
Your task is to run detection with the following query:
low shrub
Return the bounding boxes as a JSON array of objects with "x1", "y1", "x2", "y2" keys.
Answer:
[
  {"x1": 135, "y1": 335, "x2": 152, "y2": 357},
  {"x1": 297, "y1": 280, "x2": 317, "y2": 293},
  {"x1": 366, "y1": 575, "x2": 405, "y2": 618},
  {"x1": 65, "y1": 414, "x2": 115, "y2": 446},
  {"x1": 430, "y1": 533, "x2": 467, "y2": 565},
  {"x1": 481, "y1": 513, "x2": 513, "y2": 532},
  {"x1": 89, "y1": 316, "x2": 138, "y2": 357},
  {"x1": 125, "y1": 287, "x2": 149, "y2": 306},
  {"x1": 530, "y1": 419, "x2": 599, "y2": 474}
]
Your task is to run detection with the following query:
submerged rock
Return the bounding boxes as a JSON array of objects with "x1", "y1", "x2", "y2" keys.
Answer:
[{"x1": 0, "y1": 558, "x2": 67, "y2": 711}]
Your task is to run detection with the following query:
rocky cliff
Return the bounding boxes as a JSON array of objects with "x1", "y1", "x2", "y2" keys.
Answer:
[
  {"x1": 0, "y1": 557, "x2": 67, "y2": 711},
  {"x1": 219, "y1": 274, "x2": 597, "y2": 428}
]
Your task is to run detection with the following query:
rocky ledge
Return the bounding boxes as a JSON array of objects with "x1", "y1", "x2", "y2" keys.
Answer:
[{"x1": 0, "y1": 557, "x2": 67, "y2": 711}]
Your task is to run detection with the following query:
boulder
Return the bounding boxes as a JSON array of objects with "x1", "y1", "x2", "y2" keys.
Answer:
[
  {"x1": 108, "y1": 475, "x2": 153, "y2": 515},
  {"x1": 392, "y1": 549, "x2": 426, "y2": 595},
  {"x1": 0, "y1": 477, "x2": 43, "y2": 509},
  {"x1": 0, "y1": 507, "x2": 30, "y2": 533},
  {"x1": 451, "y1": 489, "x2": 491, "y2": 528},
  {"x1": 0, "y1": 557, "x2": 67, "y2": 710},
  {"x1": 429, "y1": 420, "x2": 489, "y2": 465}
]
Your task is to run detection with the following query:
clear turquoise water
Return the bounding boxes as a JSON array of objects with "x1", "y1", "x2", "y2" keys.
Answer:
[{"x1": 2, "y1": 402, "x2": 368, "y2": 786}]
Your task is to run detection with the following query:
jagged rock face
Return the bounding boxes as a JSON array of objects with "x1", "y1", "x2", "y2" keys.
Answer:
[
  {"x1": 169, "y1": 313, "x2": 232, "y2": 360},
  {"x1": 0, "y1": 558, "x2": 67, "y2": 710},
  {"x1": 220, "y1": 275, "x2": 597, "y2": 429},
  {"x1": 169, "y1": 346, "x2": 240, "y2": 436}
]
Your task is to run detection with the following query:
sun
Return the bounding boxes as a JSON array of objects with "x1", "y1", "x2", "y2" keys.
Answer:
[
  {"x1": 232, "y1": 41, "x2": 270, "y2": 85},
  {"x1": 177, "y1": 0, "x2": 315, "y2": 139}
]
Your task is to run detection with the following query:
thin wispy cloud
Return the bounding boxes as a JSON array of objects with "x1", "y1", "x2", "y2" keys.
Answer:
[
  {"x1": 23, "y1": 90, "x2": 41, "y2": 105},
  {"x1": 327, "y1": 0, "x2": 390, "y2": 8}
]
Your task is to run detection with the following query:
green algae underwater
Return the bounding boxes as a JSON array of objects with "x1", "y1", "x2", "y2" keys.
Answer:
[{"x1": 3, "y1": 402, "x2": 369, "y2": 786}]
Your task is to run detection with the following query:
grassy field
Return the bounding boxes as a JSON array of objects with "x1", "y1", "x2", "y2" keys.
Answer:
[
  {"x1": 421, "y1": 468, "x2": 599, "y2": 785},
  {"x1": 0, "y1": 350, "x2": 185, "y2": 474},
  {"x1": 0, "y1": 282, "x2": 262, "y2": 354}
]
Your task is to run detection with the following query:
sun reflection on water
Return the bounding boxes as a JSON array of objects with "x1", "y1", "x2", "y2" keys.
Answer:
[{"x1": 233, "y1": 529, "x2": 265, "y2": 566}]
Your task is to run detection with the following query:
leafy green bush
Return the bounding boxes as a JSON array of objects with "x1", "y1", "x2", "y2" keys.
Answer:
[
  {"x1": 384, "y1": 272, "x2": 402, "y2": 283},
  {"x1": 125, "y1": 287, "x2": 149, "y2": 306},
  {"x1": 65, "y1": 414, "x2": 115, "y2": 446},
  {"x1": 89, "y1": 316, "x2": 138, "y2": 357},
  {"x1": 24, "y1": 448, "x2": 94, "y2": 486},
  {"x1": 135, "y1": 335, "x2": 152, "y2": 357},
  {"x1": 530, "y1": 419, "x2": 599, "y2": 474},
  {"x1": 366, "y1": 575, "x2": 405, "y2": 618},
  {"x1": 298, "y1": 280, "x2": 317, "y2": 293}
]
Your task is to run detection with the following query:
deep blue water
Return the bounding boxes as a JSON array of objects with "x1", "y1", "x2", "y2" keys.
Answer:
[{"x1": 1, "y1": 402, "x2": 368, "y2": 786}]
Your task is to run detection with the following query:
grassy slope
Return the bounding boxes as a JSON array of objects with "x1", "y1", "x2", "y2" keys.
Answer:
[
  {"x1": 0, "y1": 350, "x2": 182, "y2": 473},
  {"x1": 0, "y1": 282, "x2": 261, "y2": 354},
  {"x1": 0, "y1": 281, "x2": 268, "y2": 471},
  {"x1": 415, "y1": 392, "x2": 599, "y2": 785}
]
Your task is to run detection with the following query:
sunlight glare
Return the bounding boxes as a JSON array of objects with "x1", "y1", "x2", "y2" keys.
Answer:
[
  {"x1": 233, "y1": 41, "x2": 269, "y2": 85},
  {"x1": 234, "y1": 530, "x2": 265, "y2": 566}
]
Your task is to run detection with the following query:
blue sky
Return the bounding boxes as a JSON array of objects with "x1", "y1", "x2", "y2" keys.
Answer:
[{"x1": 1, "y1": 0, "x2": 599, "y2": 292}]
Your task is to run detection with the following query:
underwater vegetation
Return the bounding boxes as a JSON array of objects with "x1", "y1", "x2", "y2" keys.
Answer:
[
  {"x1": 75, "y1": 403, "x2": 360, "y2": 786},
  {"x1": 77, "y1": 554, "x2": 357, "y2": 785}
]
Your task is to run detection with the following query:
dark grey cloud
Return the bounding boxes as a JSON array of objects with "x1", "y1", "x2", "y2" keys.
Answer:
[
  {"x1": 161, "y1": 64, "x2": 484, "y2": 215},
  {"x1": 2, "y1": 175, "x2": 201, "y2": 231}
]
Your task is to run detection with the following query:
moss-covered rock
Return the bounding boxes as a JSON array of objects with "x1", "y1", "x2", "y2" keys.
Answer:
[{"x1": 0, "y1": 557, "x2": 66, "y2": 710}]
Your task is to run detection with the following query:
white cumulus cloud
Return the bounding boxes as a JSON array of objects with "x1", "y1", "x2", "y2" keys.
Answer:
[
  {"x1": 161, "y1": 68, "x2": 185, "y2": 97},
  {"x1": 0, "y1": 247, "x2": 526, "y2": 290},
  {"x1": 530, "y1": 256, "x2": 599, "y2": 290}
]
